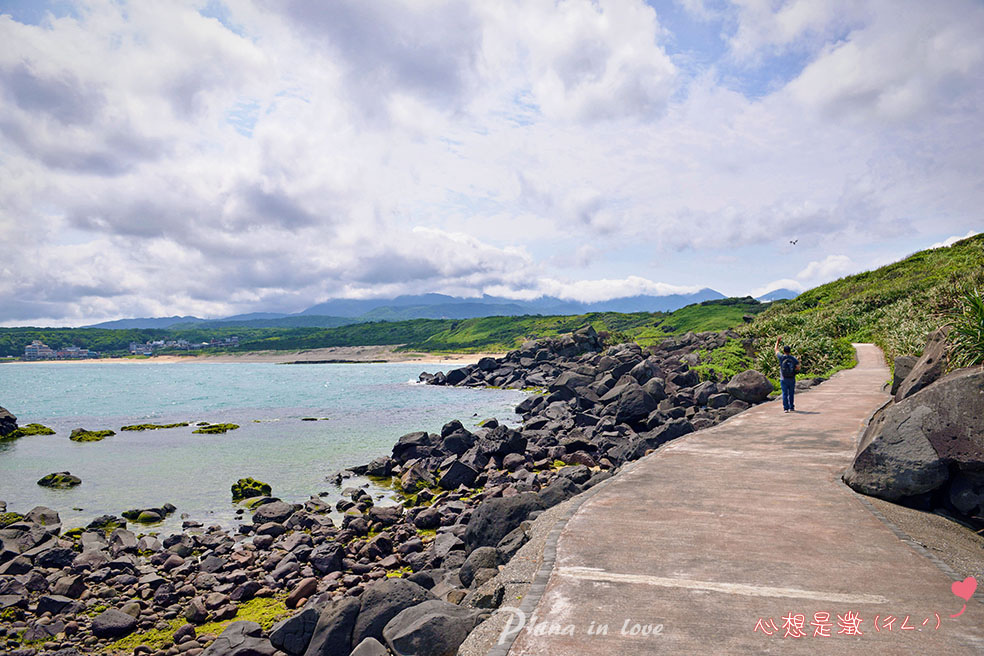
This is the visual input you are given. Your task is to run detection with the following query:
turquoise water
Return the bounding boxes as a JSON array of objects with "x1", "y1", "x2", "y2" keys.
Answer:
[{"x1": 0, "y1": 361, "x2": 522, "y2": 532}]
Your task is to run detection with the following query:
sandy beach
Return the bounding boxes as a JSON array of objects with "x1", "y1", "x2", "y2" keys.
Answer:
[{"x1": 4, "y1": 345, "x2": 501, "y2": 366}]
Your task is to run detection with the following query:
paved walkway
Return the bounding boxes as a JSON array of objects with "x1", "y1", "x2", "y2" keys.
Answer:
[{"x1": 506, "y1": 344, "x2": 984, "y2": 655}]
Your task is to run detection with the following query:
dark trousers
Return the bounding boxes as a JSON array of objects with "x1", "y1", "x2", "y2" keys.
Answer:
[{"x1": 781, "y1": 378, "x2": 795, "y2": 410}]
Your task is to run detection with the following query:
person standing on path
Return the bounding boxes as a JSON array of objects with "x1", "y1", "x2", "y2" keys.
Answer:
[{"x1": 775, "y1": 337, "x2": 800, "y2": 412}]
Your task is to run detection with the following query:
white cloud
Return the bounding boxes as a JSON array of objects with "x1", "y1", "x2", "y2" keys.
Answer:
[
  {"x1": 535, "y1": 276, "x2": 704, "y2": 304},
  {"x1": 930, "y1": 230, "x2": 981, "y2": 249},
  {"x1": 796, "y1": 255, "x2": 855, "y2": 283},
  {"x1": 0, "y1": 0, "x2": 982, "y2": 324},
  {"x1": 749, "y1": 278, "x2": 805, "y2": 299}
]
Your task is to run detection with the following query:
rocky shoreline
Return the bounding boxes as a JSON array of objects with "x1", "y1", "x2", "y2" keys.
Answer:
[{"x1": 0, "y1": 326, "x2": 793, "y2": 656}]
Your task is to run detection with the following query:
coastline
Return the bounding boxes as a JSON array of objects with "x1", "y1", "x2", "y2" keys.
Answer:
[{"x1": 2, "y1": 345, "x2": 502, "y2": 366}]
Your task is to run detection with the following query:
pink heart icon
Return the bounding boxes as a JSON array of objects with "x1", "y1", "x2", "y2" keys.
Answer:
[{"x1": 952, "y1": 576, "x2": 977, "y2": 601}]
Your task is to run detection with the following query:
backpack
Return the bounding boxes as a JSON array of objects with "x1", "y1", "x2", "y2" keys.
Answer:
[{"x1": 780, "y1": 356, "x2": 797, "y2": 379}]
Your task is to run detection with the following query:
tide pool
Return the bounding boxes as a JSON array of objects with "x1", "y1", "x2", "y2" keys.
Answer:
[{"x1": 0, "y1": 361, "x2": 522, "y2": 532}]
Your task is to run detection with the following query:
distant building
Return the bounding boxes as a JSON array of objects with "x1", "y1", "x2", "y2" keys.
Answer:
[
  {"x1": 24, "y1": 340, "x2": 97, "y2": 360},
  {"x1": 24, "y1": 340, "x2": 56, "y2": 360}
]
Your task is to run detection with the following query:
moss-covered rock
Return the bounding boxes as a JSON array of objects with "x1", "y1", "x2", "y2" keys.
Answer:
[
  {"x1": 87, "y1": 514, "x2": 126, "y2": 534},
  {"x1": 1, "y1": 423, "x2": 56, "y2": 440},
  {"x1": 70, "y1": 428, "x2": 115, "y2": 442},
  {"x1": 0, "y1": 511, "x2": 24, "y2": 528},
  {"x1": 232, "y1": 477, "x2": 272, "y2": 501},
  {"x1": 193, "y1": 423, "x2": 239, "y2": 434},
  {"x1": 37, "y1": 471, "x2": 82, "y2": 488},
  {"x1": 122, "y1": 504, "x2": 175, "y2": 523},
  {"x1": 120, "y1": 422, "x2": 189, "y2": 431},
  {"x1": 62, "y1": 527, "x2": 84, "y2": 540}
]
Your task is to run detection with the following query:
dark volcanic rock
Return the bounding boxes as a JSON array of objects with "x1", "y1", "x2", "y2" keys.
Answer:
[
  {"x1": 91, "y1": 608, "x2": 138, "y2": 638},
  {"x1": 202, "y1": 620, "x2": 277, "y2": 656},
  {"x1": 382, "y1": 599, "x2": 485, "y2": 656},
  {"x1": 845, "y1": 368, "x2": 984, "y2": 501},
  {"x1": 303, "y1": 597, "x2": 360, "y2": 656},
  {"x1": 37, "y1": 472, "x2": 82, "y2": 489},
  {"x1": 252, "y1": 501, "x2": 295, "y2": 524},
  {"x1": 352, "y1": 578, "x2": 436, "y2": 647},
  {"x1": 438, "y1": 460, "x2": 479, "y2": 490},
  {"x1": 891, "y1": 356, "x2": 918, "y2": 396},
  {"x1": 894, "y1": 327, "x2": 949, "y2": 402},
  {"x1": 271, "y1": 604, "x2": 321, "y2": 656},
  {"x1": 0, "y1": 406, "x2": 16, "y2": 437},
  {"x1": 459, "y1": 547, "x2": 500, "y2": 588},
  {"x1": 464, "y1": 493, "x2": 545, "y2": 552},
  {"x1": 725, "y1": 370, "x2": 773, "y2": 403}
]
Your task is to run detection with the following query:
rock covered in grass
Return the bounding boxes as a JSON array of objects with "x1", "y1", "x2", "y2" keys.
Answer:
[{"x1": 37, "y1": 471, "x2": 82, "y2": 488}]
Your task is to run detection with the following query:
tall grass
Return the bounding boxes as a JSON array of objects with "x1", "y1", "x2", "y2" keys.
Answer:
[
  {"x1": 740, "y1": 233, "x2": 984, "y2": 378},
  {"x1": 947, "y1": 287, "x2": 984, "y2": 368}
]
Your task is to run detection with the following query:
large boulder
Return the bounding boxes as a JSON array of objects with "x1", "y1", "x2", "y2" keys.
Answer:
[
  {"x1": 303, "y1": 597, "x2": 360, "y2": 656},
  {"x1": 202, "y1": 621, "x2": 276, "y2": 656},
  {"x1": 606, "y1": 384, "x2": 658, "y2": 424},
  {"x1": 725, "y1": 370, "x2": 773, "y2": 403},
  {"x1": 845, "y1": 368, "x2": 984, "y2": 501},
  {"x1": 252, "y1": 501, "x2": 295, "y2": 524},
  {"x1": 895, "y1": 328, "x2": 949, "y2": 401},
  {"x1": 464, "y1": 493, "x2": 545, "y2": 552},
  {"x1": 270, "y1": 605, "x2": 321, "y2": 656},
  {"x1": 438, "y1": 461, "x2": 478, "y2": 490},
  {"x1": 382, "y1": 599, "x2": 485, "y2": 656},
  {"x1": 891, "y1": 356, "x2": 918, "y2": 396},
  {"x1": 351, "y1": 579, "x2": 435, "y2": 647},
  {"x1": 0, "y1": 406, "x2": 17, "y2": 437},
  {"x1": 37, "y1": 472, "x2": 81, "y2": 489},
  {"x1": 91, "y1": 608, "x2": 138, "y2": 639}
]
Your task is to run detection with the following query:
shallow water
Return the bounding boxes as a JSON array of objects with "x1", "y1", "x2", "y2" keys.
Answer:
[{"x1": 0, "y1": 361, "x2": 522, "y2": 533}]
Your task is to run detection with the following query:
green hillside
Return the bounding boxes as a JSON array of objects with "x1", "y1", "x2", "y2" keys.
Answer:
[
  {"x1": 0, "y1": 298, "x2": 765, "y2": 359},
  {"x1": 741, "y1": 233, "x2": 984, "y2": 379},
  {"x1": 401, "y1": 297, "x2": 766, "y2": 352}
]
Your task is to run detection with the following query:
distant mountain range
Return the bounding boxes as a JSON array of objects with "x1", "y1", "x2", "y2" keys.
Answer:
[
  {"x1": 755, "y1": 288, "x2": 799, "y2": 302},
  {"x1": 86, "y1": 289, "x2": 732, "y2": 329}
]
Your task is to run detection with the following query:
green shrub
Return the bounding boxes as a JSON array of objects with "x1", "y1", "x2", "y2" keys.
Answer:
[
  {"x1": 691, "y1": 339, "x2": 754, "y2": 382},
  {"x1": 948, "y1": 287, "x2": 984, "y2": 368}
]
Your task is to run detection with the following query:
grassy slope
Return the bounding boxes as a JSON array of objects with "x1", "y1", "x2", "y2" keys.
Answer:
[
  {"x1": 401, "y1": 298, "x2": 766, "y2": 352},
  {"x1": 740, "y1": 233, "x2": 984, "y2": 380}
]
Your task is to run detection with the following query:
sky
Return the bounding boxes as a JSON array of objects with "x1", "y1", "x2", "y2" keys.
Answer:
[{"x1": 0, "y1": 0, "x2": 981, "y2": 326}]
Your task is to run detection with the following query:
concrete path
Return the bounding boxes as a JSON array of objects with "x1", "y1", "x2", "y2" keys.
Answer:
[{"x1": 506, "y1": 344, "x2": 984, "y2": 655}]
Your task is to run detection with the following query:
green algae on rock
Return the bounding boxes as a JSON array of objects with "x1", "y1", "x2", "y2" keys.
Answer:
[
  {"x1": 0, "y1": 511, "x2": 24, "y2": 528},
  {"x1": 69, "y1": 428, "x2": 116, "y2": 442},
  {"x1": 232, "y1": 477, "x2": 272, "y2": 501},
  {"x1": 1, "y1": 423, "x2": 56, "y2": 441},
  {"x1": 37, "y1": 471, "x2": 82, "y2": 488},
  {"x1": 193, "y1": 423, "x2": 240, "y2": 434},
  {"x1": 120, "y1": 422, "x2": 190, "y2": 431}
]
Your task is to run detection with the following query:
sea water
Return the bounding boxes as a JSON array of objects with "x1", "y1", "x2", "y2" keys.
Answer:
[{"x1": 0, "y1": 361, "x2": 523, "y2": 533}]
